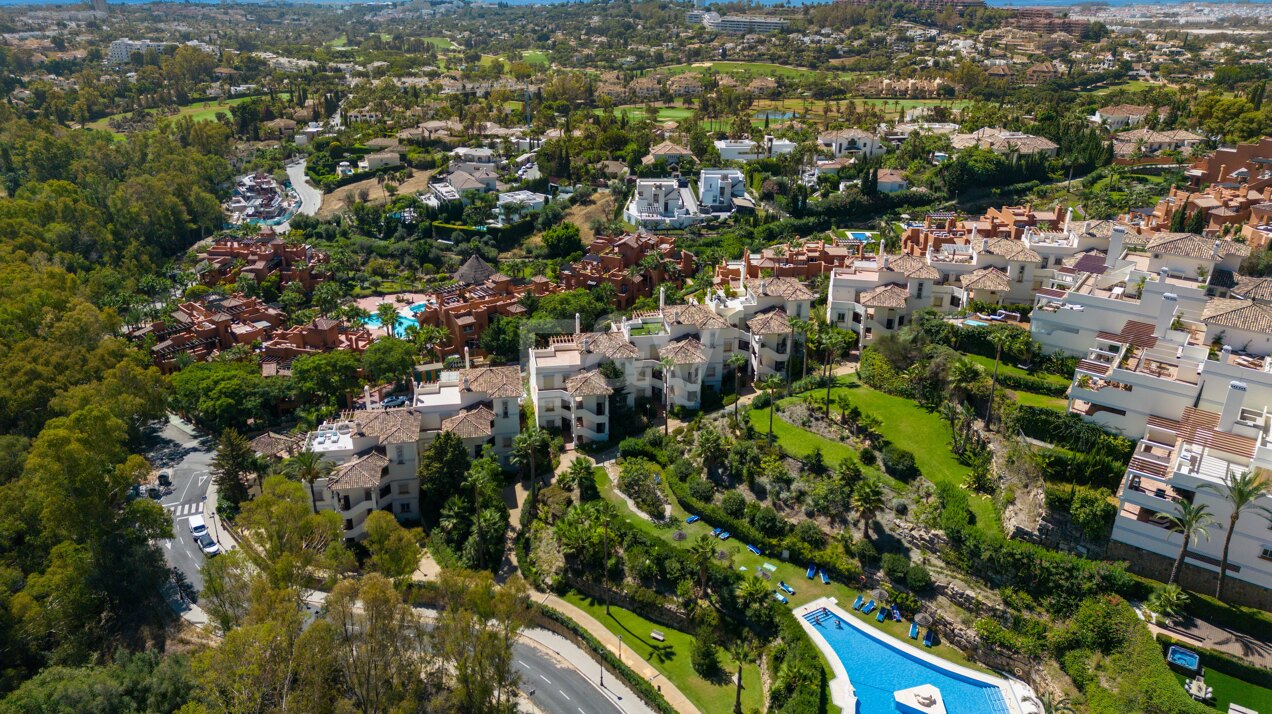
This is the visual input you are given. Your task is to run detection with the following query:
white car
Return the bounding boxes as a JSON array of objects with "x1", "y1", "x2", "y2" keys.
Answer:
[
  {"x1": 188, "y1": 514, "x2": 208, "y2": 538},
  {"x1": 196, "y1": 533, "x2": 221, "y2": 556}
]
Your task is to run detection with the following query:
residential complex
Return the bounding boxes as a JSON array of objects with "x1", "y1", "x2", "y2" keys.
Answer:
[
  {"x1": 560, "y1": 233, "x2": 695, "y2": 311},
  {"x1": 195, "y1": 229, "x2": 327, "y2": 292}
]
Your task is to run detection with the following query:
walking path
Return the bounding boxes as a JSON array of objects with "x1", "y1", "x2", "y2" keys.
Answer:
[
  {"x1": 1142, "y1": 610, "x2": 1272, "y2": 669},
  {"x1": 532, "y1": 589, "x2": 699, "y2": 714}
]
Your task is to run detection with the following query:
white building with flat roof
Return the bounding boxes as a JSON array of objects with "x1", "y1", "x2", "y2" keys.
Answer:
[
  {"x1": 624, "y1": 178, "x2": 702, "y2": 229},
  {"x1": 702, "y1": 12, "x2": 789, "y2": 33},
  {"x1": 107, "y1": 38, "x2": 172, "y2": 64}
]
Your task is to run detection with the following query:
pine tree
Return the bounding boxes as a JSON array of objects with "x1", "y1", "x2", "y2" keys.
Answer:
[{"x1": 1186, "y1": 206, "x2": 1207, "y2": 234}]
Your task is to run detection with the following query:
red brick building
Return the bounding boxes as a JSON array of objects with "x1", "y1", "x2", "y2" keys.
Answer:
[
  {"x1": 196, "y1": 228, "x2": 328, "y2": 292},
  {"x1": 560, "y1": 234, "x2": 695, "y2": 310}
]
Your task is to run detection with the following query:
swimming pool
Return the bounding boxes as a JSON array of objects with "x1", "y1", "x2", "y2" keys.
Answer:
[
  {"x1": 803, "y1": 607, "x2": 1012, "y2": 714},
  {"x1": 963, "y1": 319, "x2": 989, "y2": 328},
  {"x1": 363, "y1": 314, "x2": 418, "y2": 337},
  {"x1": 845, "y1": 231, "x2": 874, "y2": 241},
  {"x1": 408, "y1": 302, "x2": 430, "y2": 314}
]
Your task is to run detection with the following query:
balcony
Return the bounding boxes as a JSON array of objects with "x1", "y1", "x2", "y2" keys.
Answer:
[{"x1": 1123, "y1": 472, "x2": 1190, "y2": 511}]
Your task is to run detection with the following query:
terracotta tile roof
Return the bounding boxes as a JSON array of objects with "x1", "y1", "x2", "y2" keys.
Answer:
[
  {"x1": 327, "y1": 451, "x2": 388, "y2": 490},
  {"x1": 959, "y1": 267, "x2": 1011, "y2": 292},
  {"x1": 751, "y1": 277, "x2": 815, "y2": 301},
  {"x1": 747, "y1": 308, "x2": 792, "y2": 335},
  {"x1": 819, "y1": 128, "x2": 879, "y2": 142},
  {"x1": 1146, "y1": 233, "x2": 1250, "y2": 260},
  {"x1": 984, "y1": 238, "x2": 1042, "y2": 263},
  {"x1": 565, "y1": 369, "x2": 614, "y2": 397},
  {"x1": 251, "y1": 431, "x2": 302, "y2": 459},
  {"x1": 663, "y1": 304, "x2": 729, "y2": 330},
  {"x1": 442, "y1": 405, "x2": 495, "y2": 439},
  {"x1": 1201, "y1": 298, "x2": 1272, "y2": 334},
  {"x1": 859, "y1": 283, "x2": 910, "y2": 308},
  {"x1": 461, "y1": 365, "x2": 523, "y2": 398},
  {"x1": 659, "y1": 336, "x2": 707, "y2": 364},
  {"x1": 1232, "y1": 276, "x2": 1272, "y2": 302},
  {"x1": 581, "y1": 331, "x2": 639, "y2": 359},
  {"x1": 648, "y1": 140, "x2": 692, "y2": 156},
  {"x1": 343, "y1": 408, "x2": 421, "y2": 444}
]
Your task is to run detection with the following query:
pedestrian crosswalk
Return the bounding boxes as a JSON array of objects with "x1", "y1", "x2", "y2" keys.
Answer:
[{"x1": 167, "y1": 502, "x2": 204, "y2": 517}]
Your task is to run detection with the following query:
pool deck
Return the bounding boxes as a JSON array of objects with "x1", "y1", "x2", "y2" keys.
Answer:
[{"x1": 794, "y1": 597, "x2": 1036, "y2": 714}]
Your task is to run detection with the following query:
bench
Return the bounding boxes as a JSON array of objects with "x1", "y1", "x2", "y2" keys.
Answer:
[{"x1": 650, "y1": 630, "x2": 665, "y2": 642}]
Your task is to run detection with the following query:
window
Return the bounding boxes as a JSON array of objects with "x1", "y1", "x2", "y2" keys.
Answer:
[
  {"x1": 394, "y1": 445, "x2": 405, "y2": 464},
  {"x1": 1262, "y1": 546, "x2": 1272, "y2": 562},
  {"x1": 463, "y1": 325, "x2": 474, "y2": 333},
  {"x1": 706, "y1": 366, "x2": 715, "y2": 378},
  {"x1": 1016, "y1": 267, "x2": 1024, "y2": 283},
  {"x1": 934, "y1": 297, "x2": 944, "y2": 308},
  {"x1": 885, "y1": 318, "x2": 894, "y2": 330},
  {"x1": 399, "y1": 502, "x2": 411, "y2": 514},
  {"x1": 836, "y1": 312, "x2": 845, "y2": 323},
  {"x1": 344, "y1": 519, "x2": 353, "y2": 530},
  {"x1": 1041, "y1": 257, "x2": 1049, "y2": 269},
  {"x1": 544, "y1": 402, "x2": 555, "y2": 413},
  {"x1": 915, "y1": 282, "x2": 924, "y2": 299},
  {"x1": 852, "y1": 312, "x2": 862, "y2": 324},
  {"x1": 688, "y1": 391, "x2": 699, "y2": 402},
  {"x1": 597, "y1": 422, "x2": 606, "y2": 434},
  {"x1": 398, "y1": 482, "x2": 410, "y2": 495},
  {"x1": 502, "y1": 401, "x2": 510, "y2": 418},
  {"x1": 775, "y1": 361, "x2": 786, "y2": 372},
  {"x1": 865, "y1": 328, "x2": 873, "y2": 339},
  {"x1": 898, "y1": 315, "x2": 906, "y2": 327},
  {"x1": 363, "y1": 489, "x2": 372, "y2": 501},
  {"x1": 502, "y1": 436, "x2": 513, "y2": 448}
]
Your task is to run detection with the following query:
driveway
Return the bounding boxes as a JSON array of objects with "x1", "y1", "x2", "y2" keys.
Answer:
[
  {"x1": 285, "y1": 159, "x2": 323, "y2": 222},
  {"x1": 145, "y1": 416, "x2": 218, "y2": 593}
]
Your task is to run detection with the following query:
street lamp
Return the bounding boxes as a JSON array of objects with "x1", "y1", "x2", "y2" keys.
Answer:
[{"x1": 618, "y1": 634, "x2": 623, "y2": 664}]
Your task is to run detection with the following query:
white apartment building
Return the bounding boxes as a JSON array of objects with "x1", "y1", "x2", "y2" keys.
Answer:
[
  {"x1": 1111, "y1": 387, "x2": 1272, "y2": 593},
  {"x1": 409, "y1": 365, "x2": 522, "y2": 459},
  {"x1": 528, "y1": 280, "x2": 813, "y2": 442},
  {"x1": 624, "y1": 178, "x2": 702, "y2": 229},
  {"x1": 826, "y1": 220, "x2": 1112, "y2": 346},
  {"x1": 701, "y1": 13, "x2": 788, "y2": 33},
  {"x1": 714, "y1": 136, "x2": 797, "y2": 162},
  {"x1": 107, "y1": 38, "x2": 172, "y2": 64}
]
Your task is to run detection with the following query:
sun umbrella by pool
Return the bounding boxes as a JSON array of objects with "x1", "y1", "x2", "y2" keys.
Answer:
[
  {"x1": 914, "y1": 613, "x2": 933, "y2": 627},
  {"x1": 871, "y1": 588, "x2": 888, "y2": 602}
]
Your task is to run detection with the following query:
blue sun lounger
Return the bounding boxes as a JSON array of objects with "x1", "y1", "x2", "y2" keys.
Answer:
[
  {"x1": 778, "y1": 581, "x2": 795, "y2": 595},
  {"x1": 876, "y1": 607, "x2": 888, "y2": 622},
  {"x1": 774, "y1": 592, "x2": 789, "y2": 604},
  {"x1": 806, "y1": 565, "x2": 816, "y2": 579},
  {"x1": 686, "y1": 515, "x2": 700, "y2": 524},
  {"x1": 861, "y1": 600, "x2": 876, "y2": 615},
  {"x1": 746, "y1": 544, "x2": 762, "y2": 555},
  {"x1": 892, "y1": 605, "x2": 902, "y2": 622},
  {"x1": 711, "y1": 527, "x2": 722, "y2": 537},
  {"x1": 719, "y1": 531, "x2": 731, "y2": 540},
  {"x1": 852, "y1": 594, "x2": 864, "y2": 610},
  {"x1": 923, "y1": 629, "x2": 935, "y2": 648},
  {"x1": 819, "y1": 569, "x2": 830, "y2": 585},
  {"x1": 909, "y1": 623, "x2": 919, "y2": 639}
]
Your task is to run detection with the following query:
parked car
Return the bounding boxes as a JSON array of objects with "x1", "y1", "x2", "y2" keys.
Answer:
[
  {"x1": 146, "y1": 487, "x2": 163, "y2": 500},
  {"x1": 157, "y1": 470, "x2": 173, "y2": 488},
  {"x1": 189, "y1": 515, "x2": 208, "y2": 539},
  {"x1": 381, "y1": 395, "x2": 410, "y2": 408},
  {"x1": 196, "y1": 533, "x2": 221, "y2": 556}
]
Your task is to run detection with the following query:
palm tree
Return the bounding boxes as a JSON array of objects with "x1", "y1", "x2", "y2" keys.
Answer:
[
  {"x1": 948, "y1": 357, "x2": 984, "y2": 402},
  {"x1": 788, "y1": 316, "x2": 810, "y2": 382},
  {"x1": 1147, "y1": 584, "x2": 1190, "y2": 624},
  {"x1": 726, "y1": 353, "x2": 748, "y2": 428},
  {"x1": 735, "y1": 575, "x2": 770, "y2": 611},
  {"x1": 659, "y1": 356, "x2": 676, "y2": 436},
  {"x1": 1164, "y1": 500, "x2": 1214, "y2": 586},
  {"x1": 822, "y1": 328, "x2": 849, "y2": 419},
  {"x1": 729, "y1": 636, "x2": 755, "y2": 714},
  {"x1": 375, "y1": 302, "x2": 400, "y2": 338},
  {"x1": 689, "y1": 533, "x2": 716, "y2": 598},
  {"x1": 759, "y1": 374, "x2": 784, "y2": 443},
  {"x1": 1022, "y1": 693, "x2": 1076, "y2": 714},
  {"x1": 983, "y1": 330, "x2": 1011, "y2": 430},
  {"x1": 282, "y1": 449, "x2": 333, "y2": 513},
  {"x1": 593, "y1": 500, "x2": 618, "y2": 614},
  {"x1": 512, "y1": 426, "x2": 551, "y2": 504},
  {"x1": 1201, "y1": 469, "x2": 1272, "y2": 600},
  {"x1": 853, "y1": 478, "x2": 885, "y2": 540}
]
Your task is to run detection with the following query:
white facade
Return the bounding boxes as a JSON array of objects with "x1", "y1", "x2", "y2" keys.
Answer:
[
  {"x1": 698, "y1": 169, "x2": 747, "y2": 213},
  {"x1": 819, "y1": 130, "x2": 886, "y2": 160},
  {"x1": 624, "y1": 179, "x2": 702, "y2": 229},
  {"x1": 702, "y1": 13, "x2": 788, "y2": 33},
  {"x1": 107, "y1": 38, "x2": 171, "y2": 64}
]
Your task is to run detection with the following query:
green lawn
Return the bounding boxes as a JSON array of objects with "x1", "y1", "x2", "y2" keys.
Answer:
[
  {"x1": 1173, "y1": 670, "x2": 1272, "y2": 714},
  {"x1": 86, "y1": 94, "x2": 291, "y2": 134},
  {"x1": 522, "y1": 50, "x2": 549, "y2": 66},
  {"x1": 659, "y1": 61, "x2": 820, "y2": 79},
  {"x1": 590, "y1": 465, "x2": 986, "y2": 673},
  {"x1": 750, "y1": 383, "x2": 1001, "y2": 534},
  {"x1": 325, "y1": 34, "x2": 347, "y2": 48},
  {"x1": 1012, "y1": 391, "x2": 1067, "y2": 411},
  {"x1": 563, "y1": 591, "x2": 764, "y2": 714},
  {"x1": 1090, "y1": 80, "x2": 1157, "y2": 94},
  {"x1": 959, "y1": 353, "x2": 1071, "y2": 388},
  {"x1": 422, "y1": 36, "x2": 456, "y2": 49},
  {"x1": 604, "y1": 105, "x2": 697, "y2": 122}
]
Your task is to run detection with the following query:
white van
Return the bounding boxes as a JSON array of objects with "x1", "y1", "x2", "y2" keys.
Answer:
[{"x1": 188, "y1": 515, "x2": 208, "y2": 538}]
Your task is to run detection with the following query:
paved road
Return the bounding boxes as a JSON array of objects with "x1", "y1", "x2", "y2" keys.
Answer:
[
  {"x1": 514, "y1": 638, "x2": 626, "y2": 714},
  {"x1": 145, "y1": 418, "x2": 217, "y2": 593},
  {"x1": 285, "y1": 159, "x2": 323, "y2": 218}
]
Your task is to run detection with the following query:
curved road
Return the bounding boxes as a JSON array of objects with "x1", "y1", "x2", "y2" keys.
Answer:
[
  {"x1": 280, "y1": 159, "x2": 322, "y2": 231},
  {"x1": 146, "y1": 417, "x2": 217, "y2": 593}
]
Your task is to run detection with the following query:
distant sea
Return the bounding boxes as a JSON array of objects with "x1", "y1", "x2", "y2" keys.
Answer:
[{"x1": 1, "y1": 0, "x2": 1265, "y2": 7}]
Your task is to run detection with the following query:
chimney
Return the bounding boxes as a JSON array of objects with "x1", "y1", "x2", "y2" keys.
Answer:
[
  {"x1": 1106, "y1": 225, "x2": 1126, "y2": 270},
  {"x1": 1155, "y1": 293, "x2": 1178, "y2": 337},
  {"x1": 574, "y1": 312, "x2": 580, "y2": 335},
  {"x1": 659, "y1": 286, "x2": 666, "y2": 312},
  {"x1": 1219, "y1": 381, "x2": 1248, "y2": 432},
  {"x1": 363, "y1": 384, "x2": 372, "y2": 408},
  {"x1": 464, "y1": 346, "x2": 471, "y2": 369},
  {"x1": 980, "y1": 237, "x2": 990, "y2": 252},
  {"x1": 1217, "y1": 164, "x2": 1226, "y2": 183},
  {"x1": 1212, "y1": 240, "x2": 1222, "y2": 260},
  {"x1": 1064, "y1": 206, "x2": 1073, "y2": 231}
]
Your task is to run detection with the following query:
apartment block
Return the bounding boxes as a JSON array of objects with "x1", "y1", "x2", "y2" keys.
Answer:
[{"x1": 560, "y1": 233, "x2": 695, "y2": 311}]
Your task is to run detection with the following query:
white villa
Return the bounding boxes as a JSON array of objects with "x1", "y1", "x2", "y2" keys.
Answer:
[
  {"x1": 698, "y1": 168, "x2": 750, "y2": 214},
  {"x1": 624, "y1": 178, "x2": 703, "y2": 229}
]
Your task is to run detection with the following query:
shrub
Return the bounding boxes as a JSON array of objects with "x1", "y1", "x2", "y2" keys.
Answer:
[
  {"x1": 882, "y1": 552, "x2": 910, "y2": 581},
  {"x1": 906, "y1": 565, "x2": 933, "y2": 592},
  {"x1": 720, "y1": 491, "x2": 746, "y2": 518},
  {"x1": 687, "y1": 478, "x2": 715, "y2": 502},
  {"x1": 691, "y1": 635, "x2": 720, "y2": 677},
  {"x1": 881, "y1": 445, "x2": 920, "y2": 481},
  {"x1": 859, "y1": 447, "x2": 877, "y2": 466},
  {"x1": 752, "y1": 392, "x2": 773, "y2": 409},
  {"x1": 858, "y1": 347, "x2": 914, "y2": 397},
  {"x1": 617, "y1": 458, "x2": 667, "y2": 519},
  {"x1": 748, "y1": 505, "x2": 788, "y2": 538},
  {"x1": 854, "y1": 538, "x2": 878, "y2": 564},
  {"x1": 891, "y1": 590, "x2": 921, "y2": 614},
  {"x1": 618, "y1": 437, "x2": 665, "y2": 465},
  {"x1": 892, "y1": 499, "x2": 908, "y2": 516},
  {"x1": 794, "y1": 520, "x2": 826, "y2": 548}
]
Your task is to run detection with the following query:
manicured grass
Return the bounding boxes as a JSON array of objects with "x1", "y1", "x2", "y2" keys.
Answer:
[
  {"x1": 86, "y1": 94, "x2": 291, "y2": 133},
  {"x1": 1090, "y1": 80, "x2": 1157, "y2": 94},
  {"x1": 326, "y1": 34, "x2": 347, "y2": 48},
  {"x1": 1012, "y1": 391, "x2": 1067, "y2": 411},
  {"x1": 522, "y1": 50, "x2": 549, "y2": 66},
  {"x1": 563, "y1": 591, "x2": 764, "y2": 714},
  {"x1": 604, "y1": 105, "x2": 697, "y2": 122},
  {"x1": 751, "y1": 384, "x2": 1000, "y2": 534},
  {"x1": 660, "y1": 61, "x2": 825, "y2": 79},
  {"x1": 422, "y1": 36, "x2": 455, "y2": 49},
  {"x1": 1173, "y1": 670, "x2": 1272, "y2": 714},
  {"x1": 959, "y1": 353, "x2": 1071, "y2": 388}
]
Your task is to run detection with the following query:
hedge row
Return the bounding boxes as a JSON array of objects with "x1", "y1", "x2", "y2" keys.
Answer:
[
  {"x1": 996, "y1": 372, "x2": 1069, "y2": 398},
  {"x1": 857, "y1": 347, "x2": 914, "y2": 398},
  {"x1": 534, "y1": 604, "x2": 679, "y2": 714},
  {"x1": 1006, "y1": 405, "x2": 1135, "y2": 462}
]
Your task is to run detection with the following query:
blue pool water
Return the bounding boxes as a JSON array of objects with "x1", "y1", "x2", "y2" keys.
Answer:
[
  {"x1": 805, "y1": 611, "x2": 1010, "y2": 714},
  {"x1": 963, "y1": 320, "x2": 989, "y2": 328},
  {"x1": 363, "y1": 314, "x2": 418, "y2": 337},
  {"x1": 846, "y1": 231, "x2": 874, "y2": 241},
  {"x1": 408, "y1": 302, "x2": 429, "y2": 314},
  {"x1": 1167, "y1": 645, "x2": 1200, "y2": 673}
]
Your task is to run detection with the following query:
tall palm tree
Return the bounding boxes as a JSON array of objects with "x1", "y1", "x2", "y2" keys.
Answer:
[
  {"x1": 788, "y1": 316, "x2": 810, "y2": 382},
  {"x1": 1201, "y1": 469, "x2": 1272, "y2": 600},
  {"x1": 853, "y1": 478, "x2": 885, "y2": 540},
  {"x1": 512, "y1": 426, "x2": 551, "y2": 504},
  {"x1": 659, "y1": 356, "x2": 676, "y2": 436},
  {"x1": 983, "y1": 330, "x2": 1011, "y2": 430},
  {"x1": 282, "y1": 449, "x2": 333, "y2": 513},
  {"x1": 822, "y1": 328, "x2": 849, "y2": 419},
  {"x1": 375, "y1": 302, "x2": 400, "y2": 338},
  {"x1": 726, "y1": 353, "x2": 748, "y2": 428},
  {"x1": 729, "y1": 636, "x2": 755, "y2": 714},
  {"x1": 1022, "y1": 693, "x2": 1076, "y2": 714},
  {"x1": 759, "y1": 374, "x2": 784, "y2": 444},
  {"x1": 1164, "y1": 500, "x2": 1214, "y2": 586},
  {"x1": 689, "y1": 533, "x2": 716, "y2": 598}
]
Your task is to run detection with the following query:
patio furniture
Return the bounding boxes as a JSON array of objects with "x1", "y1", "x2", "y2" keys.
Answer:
[{"x1": 651, "y1": 630, "x2": 665, "y2": 642}]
